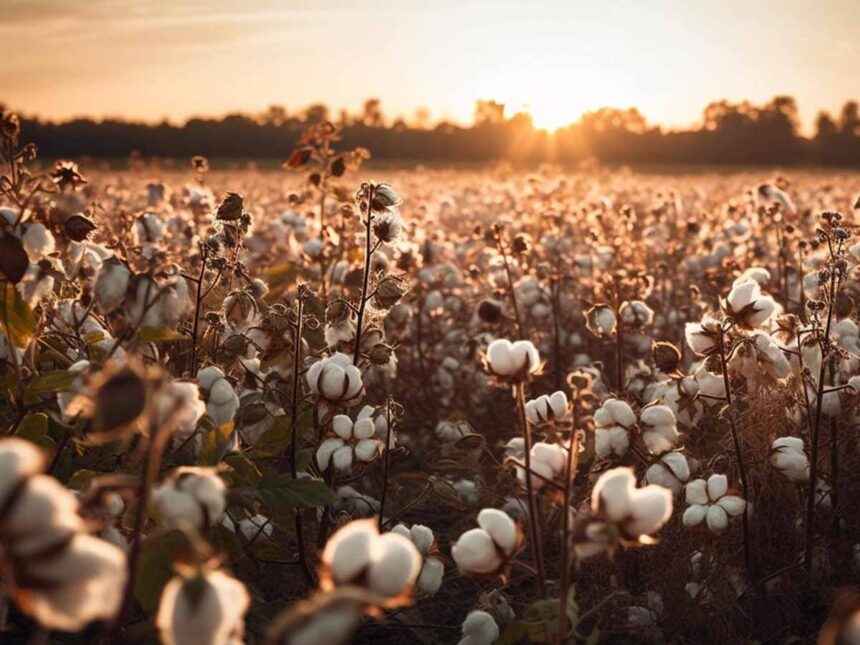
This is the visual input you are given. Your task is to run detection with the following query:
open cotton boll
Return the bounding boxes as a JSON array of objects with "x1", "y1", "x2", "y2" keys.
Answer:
[
  {"x1": 323, "y1": 520, "x2": 375, "y2": 585},
  {"x1": 20, "y1": 533, "x2": 127, "y2": 632},
  {"x1": 685, "y1": 320, "x2": 719, "y2": 356},
  {"x1": 485, "y1": 339, "x2": 540, "y2": 377},
  {"x1": 306, "y1": 353, "x2": 364, "y2": 403},
  {"x1": 619, "y1": 300, "x2": 655, "y2": 327},
  {"x1": 644, "y1": 452, "x2": 692, "y2": 495},
  {"x1": 22, "y1": 222, "x2": 56, "y2": 260},
  {"x1": 639, "y1": 405, "x2": 679, "y2": 455},
  {"x1": 725, "y1": 280, "x2": 776, "y2": 327},
  {"x1": 452, "y1": 509, "x2": 519, "y2": 575},
  {"x1": 458, "y1": 610, "x2": 499, "y2": 645},
  {"x1": 4, "y1": 475, "x2": 84, "y2": 556},
  {"x1": 573, "y1": 468, "x2": 672, "y2": 559},
  {"x1": 0, "y1": 438, "x2": 45, "y2": 503},
  {"x1": 365, "y1": 533, "x2": 422, "y2": 597},
  {"x1": 156, "y1": 570, "x2": 249, "y2": 645},
  {"x1": 151, "y1": 467, "x2": 227, "y2": 529},
  {"x1": 770, "y1": 436, "x2": 809, "y2": 482},
  {"x1": 93, "y1": 256, "x2": 131, "y2": 313},
  {"x1": 321, "y1": 519, "x2": 421, "y2": 599},
  {"x1": 524, "y1": 391, "x2": 568, "y2": 424},
  {"x1": 682, "y1": 474, "x2": 746, "y2": 533}
]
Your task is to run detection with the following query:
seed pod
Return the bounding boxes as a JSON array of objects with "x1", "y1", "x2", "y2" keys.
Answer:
[{"x1": 63, "y1": 213, "x2": 97, "y2": 242}]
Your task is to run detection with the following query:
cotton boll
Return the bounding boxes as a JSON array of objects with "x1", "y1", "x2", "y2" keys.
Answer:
[
  {"x1": 20, "y1": 533, "x2": 127, "y2": 632},
  {"x1": 486, "y1": 339, "x2": 540, "y2": 377},
  {"x1": 417, "y1": 557, "x2": 444, "y2": 595},
  {"x1": 322, "y1": 520, "x2": 375, "y2": 585},
  {"x1": 770, "y1": 437, "x2": 809, "y2": 482},
  {"x1": 366, "y1": 533, "x2": 422, "y2": 597},
  {"x1": 22, "y1": 223, "x2": 56, "y2": 260},
  {"x1": 452, "y1": 528, "x2": 502, "y2": 574},
  {"x1": 595, "y1": 425, "x2": 630, "y2": 459},
  {"x1": 151, "y1": 468, "x2": 226, "y2": 529},
  {"x1": 644, "y1": 452, "x2": 691, "y2": 495},
  {"x1": 458, "y1": 610, "x2": 499, "y2": 645},
  {"x1": 306, "y1": 353, "x2": 364, "y2": 403},
  {"x1": 156, "y1": 570, "x2": 249, "y2": 645},
  {"x1": 0, "y1": 438, "x2": 45, "y2": 504},
  {"x1": 476, "y1": 508, "x2": 517, "y2": 555}
]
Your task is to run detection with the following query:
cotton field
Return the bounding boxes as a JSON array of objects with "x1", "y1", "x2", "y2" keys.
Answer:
[{"x1": 2, "y1": 113, "x2": 860, "y2": 644}]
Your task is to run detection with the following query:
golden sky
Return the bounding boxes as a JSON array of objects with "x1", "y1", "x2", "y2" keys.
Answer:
[{"x1": 1, "y1": 0, "x2": 857, "y2": 132}]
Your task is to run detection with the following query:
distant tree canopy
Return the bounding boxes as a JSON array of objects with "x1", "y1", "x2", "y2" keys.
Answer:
[{"x1": 6, "y1": 96, "x2": 860, "y2": 166}]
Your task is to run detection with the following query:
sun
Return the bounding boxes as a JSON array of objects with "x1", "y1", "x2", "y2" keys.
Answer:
[{"x1": 526, "y1": 102, "x2": 582, "y2": 131}]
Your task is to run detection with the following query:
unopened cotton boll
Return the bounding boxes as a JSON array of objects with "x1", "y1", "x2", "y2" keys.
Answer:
[
  {"x1": 458, "y1": 610, "x2": 500, "y2": 645},
  {"x1": 306, "y1": 352, "x2": 364, "y2": 403},
  {"x1": 156, "y1": 570, "x2": 249, "y2": 645},
  {"x1": 770, "y1": 436, "x2": 809, "y2": 482},
  {"x1": 485, "y1": 338, "x2": 540, "y2": 378}
]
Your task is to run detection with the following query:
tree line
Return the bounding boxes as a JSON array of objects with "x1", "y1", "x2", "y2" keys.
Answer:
[{"x1": 7, "y1": 96, "x2": 860, "y2": 166}]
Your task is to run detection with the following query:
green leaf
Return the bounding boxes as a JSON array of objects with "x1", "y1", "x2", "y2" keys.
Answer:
[
  {"x1": 199, "y1": 420, "x2": 235, "y2": 466},
  {"x1": 248, "y1": 415, "x2": 293, "y2": 458},
  {"x1": 134, "y1": 530, "x2": 187, "y2": 613},
  {"x1": 250, "y1": 477, "x2": 335, "y2": 511},
  {"x1": 223, "y1": 453, "x2": 263, "y2": 488},
  {"x1": 136, "y1": 326, "x2": 191, "y2": 343},
  {"x1": 15, "y1": 412, "x2": 53, "y2": 450},
  {"x1": 0, "y1": 284, "x2": 36, "y2": 347},
  {"x1": 28, "y1": 370, "x2": 78, "y2": 395}
]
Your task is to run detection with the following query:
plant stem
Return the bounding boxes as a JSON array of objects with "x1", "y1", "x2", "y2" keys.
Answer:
[
  {"x1": 352, "y1": 184, "x2": 375, "y2": 365},
  {"x1": 805, "y1": 266, "x2": 839, "y2": 572},
  {"x1": 286, "y1": 287, "x2": 314, "y2": 586},
  {"x1": 556, "y1": 402, "x2": 579, "y2": 644},
  {"x1": 514, "y1": 380, "x2": 547, "y2": 597},
  {"x1": 496, "y1": 227, "x2": 525, "y2": 339},
  {"x1": 189, "y1": 245, "x2": 208, "y2": 375},
  {"x1": 378, "y1": 398, "x2": 393, "y2": 531},
  {"x1": 717, "y1": 325, "x2": 752, "y2": 576}
]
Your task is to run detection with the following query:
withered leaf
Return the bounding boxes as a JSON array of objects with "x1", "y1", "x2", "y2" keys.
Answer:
[
  {"x1": 216, "y1": 192, "x2": 244, "y2": 221},
  {"x1": 0, "y1": 232, "x2": 29, "y2": 284},
  {"x1": 284, "y1": 147, "x2": 312, "y2": 169},
  {"x1": 90, "y1": 367, "x2": 147, "y2": 438}
]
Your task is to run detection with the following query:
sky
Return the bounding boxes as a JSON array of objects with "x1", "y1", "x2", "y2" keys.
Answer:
[{"x1": 1, "y1": 0, "x2": 858, "y2": 133}]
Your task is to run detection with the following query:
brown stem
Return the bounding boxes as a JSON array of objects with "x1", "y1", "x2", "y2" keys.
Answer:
[
  {"x1": 352, "y1": 185, "x2": 375, "y2": 364},
  {"x1": 556, "y1": 402, "x2": 579, "y2": 644},
  {"x1": 496, "y1": 228, "x2": 525, "y2": 339},
  {"x1": 515, "y1": 380, "x2": 547, "y2": 597},
  {"x1": 717, "y1": 325, "x2": 752, "y2": 577}
]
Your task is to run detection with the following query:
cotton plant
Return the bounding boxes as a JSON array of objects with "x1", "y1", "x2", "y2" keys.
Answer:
[{"x1": 306, "y1": 352, "x2": 364, "y2": 407}]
